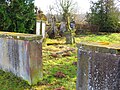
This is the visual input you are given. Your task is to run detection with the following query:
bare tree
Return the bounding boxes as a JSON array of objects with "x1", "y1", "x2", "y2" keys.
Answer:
[
  {"x1": 55, "y1": 0, "x2": 76, "y2": 15},
  {"x1": 116, "y1": 0, "x2": 120, "y2": 9},
  {"x1": 54, "y1": 0, "x2": 77, "y2": 44}
]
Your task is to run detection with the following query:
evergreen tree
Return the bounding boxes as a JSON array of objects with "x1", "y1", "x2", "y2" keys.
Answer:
[
  {"x1": 0, "y1": 0, "x2": 35, "y2": 33},
  {"x1": 87, "y1": 0, "x2": 120, "y2": 32}
]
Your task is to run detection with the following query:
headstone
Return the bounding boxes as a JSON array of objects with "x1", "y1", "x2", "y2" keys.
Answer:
[
  {"x1": 77, "y1": 42, "x2": 120, "y2": 90},
  {"x1": 0, "y1": 32, "x2": 43, "y2": 85},
  {"x1": 36, "y1": 10, "x2": 47, "y2": 38}
]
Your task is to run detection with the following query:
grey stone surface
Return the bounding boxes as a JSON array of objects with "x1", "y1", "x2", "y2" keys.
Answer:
[
  {"x1": 0, "y1": 32, "x2": 43, "y2": 85},
  {"x1": 77, "y1": 42, "x2": 120, "y2": 90}
]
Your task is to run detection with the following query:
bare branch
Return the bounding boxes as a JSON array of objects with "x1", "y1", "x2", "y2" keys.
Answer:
[{"x1": 54, "y1": 0, "x2": 77, "y2": 15}]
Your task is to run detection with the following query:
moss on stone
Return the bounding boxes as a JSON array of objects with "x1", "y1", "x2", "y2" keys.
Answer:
[
  {"x1": 0, "y1": 31, "x2": 42, "y2": 41},
  {"x1": 77, "y1": 42, "x2": 120, "y2": 54}
]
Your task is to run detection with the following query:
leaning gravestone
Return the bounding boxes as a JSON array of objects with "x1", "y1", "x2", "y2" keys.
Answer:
[
  {"x1": 0, "y1": 32, "x2": 43, "y2": 85},
  {"x1": 77, "y1": 42, "x2": 120, "y2": 90}
]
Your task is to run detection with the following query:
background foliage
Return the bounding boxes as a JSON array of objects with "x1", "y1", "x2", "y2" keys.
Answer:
[
  {"x1": 86, "y1": 0, "x2": 120, "y2": 32},
  {"x1": 0, "y1": 0, "x2": 35, "y2": 33}
]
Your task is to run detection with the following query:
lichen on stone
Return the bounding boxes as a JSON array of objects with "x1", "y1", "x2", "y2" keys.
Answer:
[{"x1": 0, "y1": 31, "x2": 42, "y2": 41}]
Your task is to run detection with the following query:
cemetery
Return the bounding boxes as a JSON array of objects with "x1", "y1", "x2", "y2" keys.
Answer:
[{"x1": 0, "y1": 0, "x2": 120, "y2": 90}]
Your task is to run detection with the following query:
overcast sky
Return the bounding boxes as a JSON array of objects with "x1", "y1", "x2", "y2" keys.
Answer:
[
  {"x1": 34, "y1": 0, "x2": 98, "y2": 14},
  {"x1": 34, "y1": 0, "x2": 120, "y2": 14}
]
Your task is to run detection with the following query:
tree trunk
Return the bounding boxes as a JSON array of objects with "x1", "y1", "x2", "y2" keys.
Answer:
[
  {"x1": 65, "y1": 16, "x2": 75, "y2": 44},
  {"x1": 65, "y1": 31, "x2": 75, "y2": 44}
]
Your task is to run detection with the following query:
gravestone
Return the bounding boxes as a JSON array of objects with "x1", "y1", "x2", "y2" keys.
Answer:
[
  {"x1": 77, "y1": 42, "x2": 120, "y2": 90},
  {"x1": 0, "y1": 32, "x2": 43, "y2": 85},
  {"x1": 36, "y1": 10, "x2": 47, "y2": 38}
]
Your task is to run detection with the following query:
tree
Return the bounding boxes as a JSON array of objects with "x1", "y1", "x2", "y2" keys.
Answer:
[
  {"x1": 0, "y1": 0, "x2": 35, "y2": 33},
  {"x1": 87, "y1": 0, "x2": 120, "y2": 32},
  {"x1": 0, "y1": 0, "x2": 8, "y2": 30},
  {"x1": 54, "y1": 0, "x2": 76, "y2": 44}
]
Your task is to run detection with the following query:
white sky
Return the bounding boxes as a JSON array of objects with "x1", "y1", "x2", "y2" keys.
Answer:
[
  {"x1": 34, "y1": 0, "x2": 97, "y2": 14},
  {"x1": 34, "y1": 0, "x2": 120, "y2": 14}
]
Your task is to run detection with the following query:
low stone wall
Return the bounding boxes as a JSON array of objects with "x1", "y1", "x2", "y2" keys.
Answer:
[
  {"x1": 77, "y1": 42, "x2": 120, "y2": 90},
  {"x1": 0, "y1": 32, "x2": 42, "y2": 85}
]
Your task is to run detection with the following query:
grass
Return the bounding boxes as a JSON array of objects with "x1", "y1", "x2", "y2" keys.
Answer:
[
  {"x1": 0, "y1": 70, "x2": 31, "y2": 90},
  {"x1": 0, "y1": 33, "x2": 119, "y2": 90},
  {"x1": 75, "y1": 33, "x2": 120, "y2": 44},
  {"x1": 38, "y1": 45, "x2": 77, "y2": 90}
]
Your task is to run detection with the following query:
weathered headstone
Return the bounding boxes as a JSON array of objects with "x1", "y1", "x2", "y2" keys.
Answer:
[
  {"x1": 77, "y1": 42, "x2": 120, "y2": 90},
  {"x1": 36, "y1": 10, "x2": 47, "y2": 38},
  {"x1": 0, "y1": 32, "x2": 43, "y2": 85}
]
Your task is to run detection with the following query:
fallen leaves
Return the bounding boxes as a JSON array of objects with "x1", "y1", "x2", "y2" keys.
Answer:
[
  {"x1": 72, "y1": 62, "x2": 77, "y2": 66},
  {"x1": 54, "y1": 86, "x2": 65, "y2": 90},
  {"x1": 54, "y1": 72, "x2": 66, "y2": 78},
  {"x1": 62, "y1": 52, "x2": 71, "y2": 57},
  {"x1": 50, "y1": 53, "x2": 58, "y2": 58}
]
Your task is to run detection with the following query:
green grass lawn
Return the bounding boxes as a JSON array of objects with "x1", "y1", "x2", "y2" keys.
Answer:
[
  {"x1": 36, "y1": 44, "x2": 77, "y2": 90},
  {"x1": 0, "y1": 33, "x2": 119, "y2": 90},
  {"x1": 75, "y1": 33, "x2": 120, "y2": 44}
]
